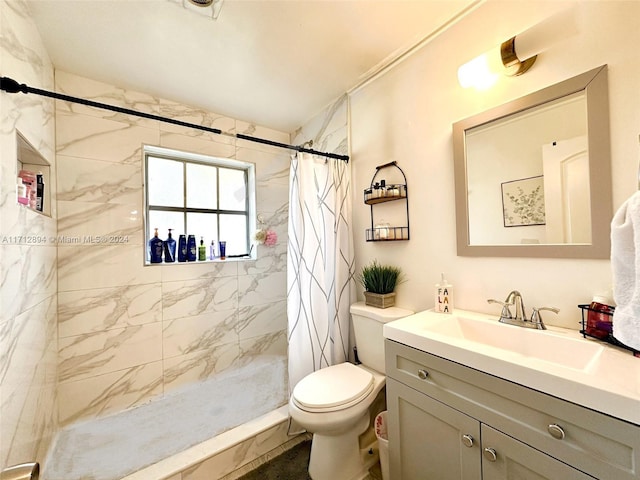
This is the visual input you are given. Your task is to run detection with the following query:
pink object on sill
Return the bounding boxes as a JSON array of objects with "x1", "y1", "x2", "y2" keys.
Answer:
[{"x1": 264, "y1": 230, "x2": 277, "y2": 246}]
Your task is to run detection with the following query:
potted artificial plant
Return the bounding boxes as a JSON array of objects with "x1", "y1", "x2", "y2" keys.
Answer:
[{"x1": 358, "y1": 260, "x2": 404, "y2": 309}]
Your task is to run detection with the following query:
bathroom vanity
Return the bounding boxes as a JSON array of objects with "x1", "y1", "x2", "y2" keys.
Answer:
[{"x1": 383, "y1": 310, "x2": 640, "y2": 479}]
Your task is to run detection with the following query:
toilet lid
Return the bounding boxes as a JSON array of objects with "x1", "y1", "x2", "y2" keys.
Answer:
[{"x1": 292, "y1": 363, "x2": 374, "y2": 412}]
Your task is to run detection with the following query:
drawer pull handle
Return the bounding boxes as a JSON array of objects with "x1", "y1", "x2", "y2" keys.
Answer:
[
  {"x1": 461, "y1": 434, "x2": 474, "y2": 448},
  {"x1": 548, "y1": 424, "x2": 565, "y2": 440},
  {"x1": 417, "y1": 369, "x2": 429, "y2": 380},
  {"x1": 483, "y1": 447, "x2": 497, "y2": 462}
]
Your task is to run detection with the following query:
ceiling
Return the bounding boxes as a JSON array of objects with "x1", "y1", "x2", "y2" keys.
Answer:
[{"x1": 27, "y1": 0, "x2": 476, "y2": 132}]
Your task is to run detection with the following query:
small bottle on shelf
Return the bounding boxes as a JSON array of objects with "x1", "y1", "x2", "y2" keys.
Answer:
[
  {"x1": 198, "y1": 236, "x2": 206, "y2": 261},
  {"x1": 148, "y1": 228, "x2": 163, "y2": 264}
]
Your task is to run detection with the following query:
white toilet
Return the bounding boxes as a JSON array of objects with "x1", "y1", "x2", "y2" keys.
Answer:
[{"x1": 289, "y1": 302, "x2": 414, "y2": 480}]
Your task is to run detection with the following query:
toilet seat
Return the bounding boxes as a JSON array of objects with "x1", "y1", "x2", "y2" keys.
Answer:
[{"x1": 292, "y1": 363, "x2": 375, "y2": 413}]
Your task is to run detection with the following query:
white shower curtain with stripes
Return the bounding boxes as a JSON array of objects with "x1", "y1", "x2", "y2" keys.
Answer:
[{"x1": 287, "y1": 152, "x2": 355, "y2": 392}]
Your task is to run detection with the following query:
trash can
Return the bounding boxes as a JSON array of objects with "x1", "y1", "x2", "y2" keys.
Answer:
[{"x1": 375, "y1": 411, "x2": 389, "y2": 480}]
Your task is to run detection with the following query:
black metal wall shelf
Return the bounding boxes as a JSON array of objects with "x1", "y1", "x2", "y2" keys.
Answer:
[
  {"x1": 578, "y1": 304, "x2": 639, "y2": 357},
  {"x1": 364, "y1": 161, "x2": 409, "y2": 242}
]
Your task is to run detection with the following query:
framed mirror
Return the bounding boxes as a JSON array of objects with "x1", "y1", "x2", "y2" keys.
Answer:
[{"x1": 453, "y1": 65, "x2": 612, "y2": 258}]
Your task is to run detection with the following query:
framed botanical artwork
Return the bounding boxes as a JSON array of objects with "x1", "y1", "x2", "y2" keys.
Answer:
[{"x1": 501, "y1": 175, "x2": 546, "y2": 227}]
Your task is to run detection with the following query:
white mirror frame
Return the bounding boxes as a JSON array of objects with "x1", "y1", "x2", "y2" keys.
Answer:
[{"x1": 453, "y1": 65, "x2": 612, "y2": 258}]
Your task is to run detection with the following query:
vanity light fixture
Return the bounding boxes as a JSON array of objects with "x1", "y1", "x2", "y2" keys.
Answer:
[
  {"x1": 458, "y1": 6, "x2": 579, "y2": 90},
  {"x1": 457, "y1": 36, "x2": 537, "y2": 90},
  {"x1": 500, "y1": 37, "x2": 537, "y2": 76}
]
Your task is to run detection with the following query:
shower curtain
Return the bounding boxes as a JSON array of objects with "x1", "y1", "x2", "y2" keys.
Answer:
[{"x1": 287, "y1": 152, "x2": 355, "y2": 392}]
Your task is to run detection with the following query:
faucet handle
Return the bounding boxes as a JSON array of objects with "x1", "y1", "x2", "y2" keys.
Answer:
[
  {"x1": 488, "y1": 299, "x2": 513, "y2": 319},
  {"x1": 530, "y1": 306, "x2": 559, "y2": 330}
]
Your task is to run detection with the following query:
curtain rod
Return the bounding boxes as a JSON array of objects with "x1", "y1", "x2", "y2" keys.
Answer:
[{"x1": 0, "y1": 76, "x2": 349, "y2": 162}]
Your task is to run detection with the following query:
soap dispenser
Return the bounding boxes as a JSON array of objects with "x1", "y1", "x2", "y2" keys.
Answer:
[
  {"x1": 163, "y1": 229, "x2": 176, "y2": 263},
  {"x1": 149, "y1": 228, "x2": 163, "y2": 263},
  {"x1": 435, "y1": 273, "x2": 454, "y2": 314}
]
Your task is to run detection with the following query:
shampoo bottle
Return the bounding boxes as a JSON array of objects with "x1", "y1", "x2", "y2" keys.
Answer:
[
  {"x1": 187, "y1": 234, "x2": 197, "y2": 262},
  {"x1": 198, "y1": 236, "x2": 206, "y2": 261},
  {"x1": 435, "y1": 273, "x2": 454, "y2": 314},
  {"x1": 209, "y1": 240, "x2": 216, "y2": 260},
  {"x1": 177, "y1": 234, "x2": 187, "y2": 262},
  {"x1": 163, "y1": 229, "x2": 176, "y2": 263},
  {"x1": 149, "y1": 228, "x2": 163, "y2": 263},
  {"x1": 36, "y1": 173, "x2": 45, "y2": 212}
]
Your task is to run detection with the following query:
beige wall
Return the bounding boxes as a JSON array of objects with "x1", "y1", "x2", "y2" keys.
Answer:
[{"x1": 350, "y1": 1, "x2": 640, "y2": 329}]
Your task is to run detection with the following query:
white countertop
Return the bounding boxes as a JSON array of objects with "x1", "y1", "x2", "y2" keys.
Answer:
[{"x1": 383, "y1": 309, "x2": 640, "y2": 426}]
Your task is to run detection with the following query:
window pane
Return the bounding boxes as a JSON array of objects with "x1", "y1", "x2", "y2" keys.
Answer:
[
  {"x1": 186, "y1": 163, "x2": 217, "y2": 209},
  {"x1": 186, "y1": 212, "x2": 218, "y2": 250},
  {"x1": 149, "y1": 210, "x2": 185, "y2": 238},
  {"x1": 148, "y1": 157, "x2": 184, "y2": 207},
  {"x1": 148, "y1": 210, "x2": 184, "y2": 256},
  {"x1": 220, "y1": 214, "x2": 248, "y2": 255},
  {"x1": 219, "y1": 168, "x2": 246, "y2": 211}
]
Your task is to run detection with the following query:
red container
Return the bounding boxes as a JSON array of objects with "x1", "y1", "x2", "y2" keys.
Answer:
[{"x1": 586, "y1": 296, "x2": 614, "y2": 339}]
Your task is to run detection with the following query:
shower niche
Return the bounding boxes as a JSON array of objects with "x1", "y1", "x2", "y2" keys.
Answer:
[
  {"x1": 17, "y1": 131, "x2": 51, "y2": 217},
  {"x1": 364, "y1": 161, "x2": 409, "y2": 242}
]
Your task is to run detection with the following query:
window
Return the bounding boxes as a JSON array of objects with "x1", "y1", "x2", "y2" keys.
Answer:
[{"x1": 143, "y1": 145, "x2": 255, "y2": 263}]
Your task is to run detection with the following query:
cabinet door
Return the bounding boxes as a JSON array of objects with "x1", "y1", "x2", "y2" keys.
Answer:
[
  {"x1": 481, "y1": 425, "x2": 594, "y2": 480},
  {"x1": 387, "y1": 378, "x2": 481, "y2": 480}
]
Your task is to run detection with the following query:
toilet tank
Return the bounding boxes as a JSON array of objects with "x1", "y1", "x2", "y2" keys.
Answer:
[{"x1": 351, "y1": 302, "x2": 414, "y2": 373}]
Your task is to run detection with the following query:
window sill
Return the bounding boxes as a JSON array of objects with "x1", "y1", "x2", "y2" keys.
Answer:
[{"x1": 145, "y1": 256, "x2": 255, "y2": 266}]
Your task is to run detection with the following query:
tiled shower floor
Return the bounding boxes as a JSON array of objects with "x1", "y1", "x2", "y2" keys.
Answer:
[{"x1": 43, "y1": 356, "x2": 287, "y2": 480}]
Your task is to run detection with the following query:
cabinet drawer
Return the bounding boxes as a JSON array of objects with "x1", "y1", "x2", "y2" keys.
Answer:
[
  {"x1": 386, "y1": 339, "x2": 640, "y2": 480},
  {"x1": 481, "y1": 425, "x2": 593, "y2": 480}
]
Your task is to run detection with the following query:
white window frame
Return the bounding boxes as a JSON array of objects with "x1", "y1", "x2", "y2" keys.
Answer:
[{"x1": 143, "y1": 145, "x2": 256, "y2": 264}]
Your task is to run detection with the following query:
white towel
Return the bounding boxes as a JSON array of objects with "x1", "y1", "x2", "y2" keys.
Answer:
[{"x1": 611, "y1": 191, "x2": 640, "y2": 350}]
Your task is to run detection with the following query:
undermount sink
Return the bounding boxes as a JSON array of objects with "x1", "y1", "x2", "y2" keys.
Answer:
[
  {"x1": 383, "y1": 308, "x2": 640, "y2": 426},
  {"x1": 425, "y1": 313, "x2": 604, "y2": 371}
]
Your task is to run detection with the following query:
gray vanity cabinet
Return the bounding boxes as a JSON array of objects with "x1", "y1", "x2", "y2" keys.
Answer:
[
  {"x1": 385, "y1": 339, "x2": 640, "y2": 480},
  {"x1": 387, "y1": 378, "x2": 591, "y2": 480},
  {"x1": 387, "y1": 377, "x2": 481, "y2": 479}
]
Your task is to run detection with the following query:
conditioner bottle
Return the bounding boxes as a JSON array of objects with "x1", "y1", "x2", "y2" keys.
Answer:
[
  {"x1": 178, "y1": 234, "x2": 187, "y2": 262},
  {"x1": 198, "y1": 236, "x2": 206, "y2": 261},
  {"x1": 187, "y1": 235, "x2": 197, "y2": 262},
  {"x1": 163, "y1": 229, "x2": 176, "y2": 263}
]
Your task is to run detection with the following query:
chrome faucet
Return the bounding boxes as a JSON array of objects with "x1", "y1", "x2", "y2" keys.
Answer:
[
  {"x1": 487, "y1": 291, "x2": 558, "y2": 330},
  {"x1": 505, "y1": 290, "x2": 525, "y2": 322}
]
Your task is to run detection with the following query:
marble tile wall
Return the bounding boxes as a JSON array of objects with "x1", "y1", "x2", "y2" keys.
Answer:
[
  {"x1": 55, "y1": 71, "x2": 290, "y2": 425},
  {"x1": 290, "y1": 94, "x2": 349, "y2": 159},
  {"x1": 0, "y1": 0, "x2": 58, "y2": 471}
]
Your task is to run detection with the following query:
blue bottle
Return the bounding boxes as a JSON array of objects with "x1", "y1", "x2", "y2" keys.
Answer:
[
  {"x1": 163, "y1": 229, "x2": 176, "y2": 263},
  {"x1": 149, "y1": 228, "x2": 163, "y2": 263},
  {"x1": 178, "y1": 234, "x2": 187, "y2": 262},
  {"x1": 187, "y1": 234, "x2": 197, "y2": 262}
]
